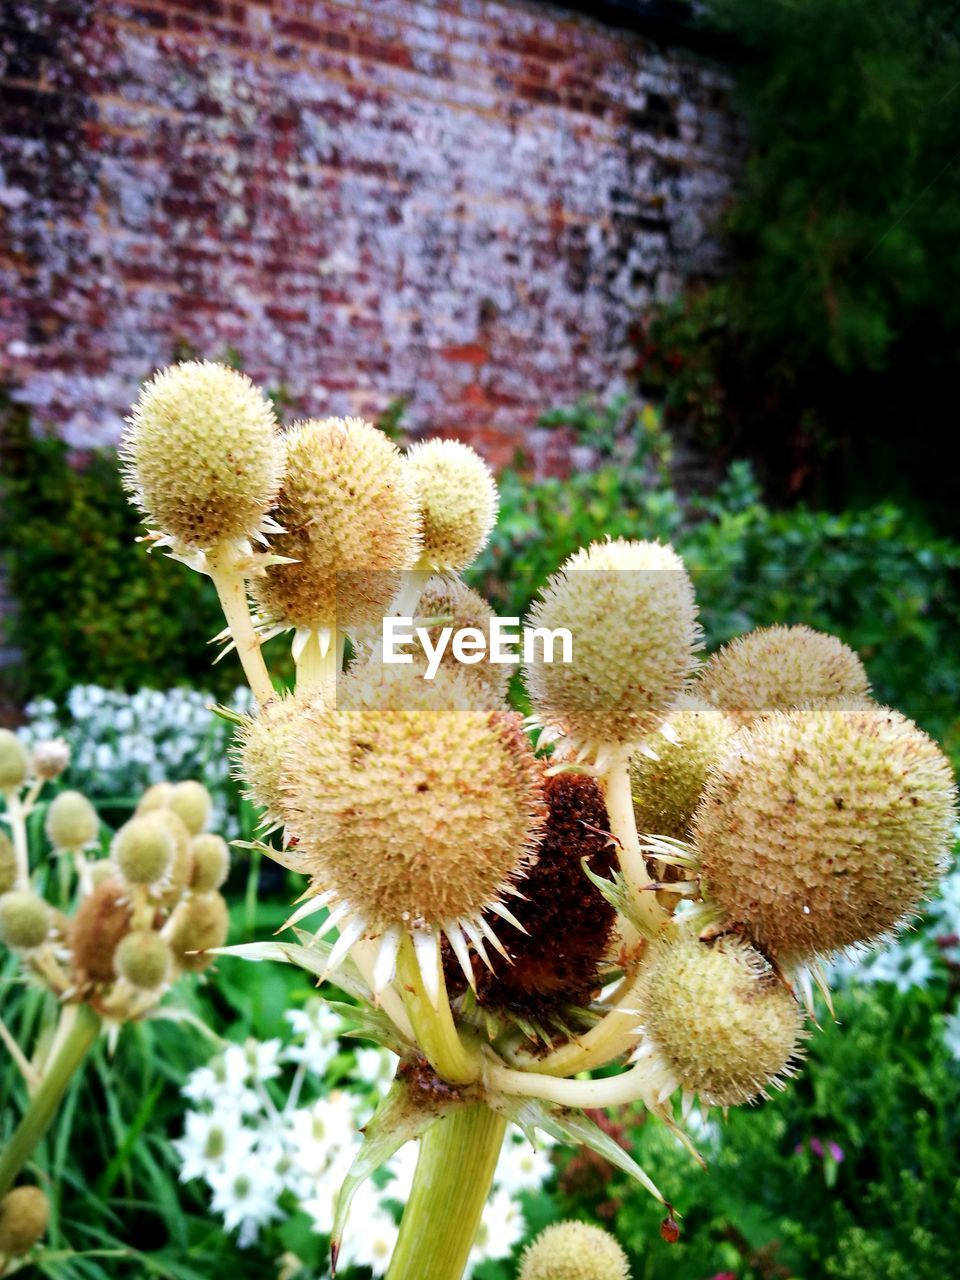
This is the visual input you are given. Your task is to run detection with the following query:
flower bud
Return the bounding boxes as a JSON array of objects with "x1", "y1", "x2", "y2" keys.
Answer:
[
  {"x1": 136, "y1": 782, "x2": 174, "y2": 815},
  {"x1": 45, "y1": 790, "x2": 99, "y2": 851},
  {"x1": 170, "y1": 891, "x2": 229, "y2": 971},
  {"x1": 0, "y1": 832, "x2": 16, "y2": 895},
  {"x1": 31, "y1": 737, "x2": 70, "y2": 781},
  {"x1": 121, "y1": 361, "x2": 283, "y2": 548},
  {"x1": 190, "y1": 833, "x2": 230, "y2": 892},
  {"x1": 0, "y1": 1186, "x2": 50, "y2": 1256},
  {"x1": 113, "y1": 813, "x2": 174, "y2": 886},
  {"x1": 524, "y1": 539, "x2": 700, "y2": 753},
  {"x1": 638, "y1": 927, "x2": 803, "y2": 1107},
  {"x1": 695, "y1": 624, "x2": 870, "y2": 724},
  {"x1": 631, "y1": 704, "x2": 738, "y2": 841},
  {"x1": 251, "y1": 416, "x2": 420, "y2": 633},
  {"x1": 114, "y1": 929, "x2": 172, "y2": 990},
  {"x1": 406, "y1": 439, "x2": 498, "y2": 571},
  {"x1": 0, "y1": 891, "x2": 51, "y2": 951},
  {"x1": 70, "y1": 877, "x2": 133, "y2": 983},
  {"x1": 169, "y1": 780, "x2": 211, "y2": 836},
  {"x1": 0, "y1": 730, "x2": 29, "y2": 791},
  {"x1": 519, "y1": 1221, "x2": 631, "y2": 1280}
]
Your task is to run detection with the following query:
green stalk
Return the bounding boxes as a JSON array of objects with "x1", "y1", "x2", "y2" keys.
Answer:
[
  {"x1": 386, "y1": 1104, "x2": 507, "y2": 1280},
  {"x1": 0, "y1": 1004, "x2": 100, "y2": 1198}
]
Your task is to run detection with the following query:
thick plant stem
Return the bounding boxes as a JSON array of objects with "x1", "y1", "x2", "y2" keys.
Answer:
[
  {"x1": 207, "y1": 551, "x2": 274, "y2": 706},
  {"x1": 386, "y1": 1104, "x2": 506, "y2": 1280},
  {"x1": 600, "y1": 753, "x2": 667, "y2": 937},
  {"x1": 294, "y1": 627, "x2": 343, "y2": 699},
  {"x1": 0, "y1": 1004, "x2": 100, "y2": 1198},
  {"x1": 397, "y1": 936, "x2": 481, "y2": 1085}
]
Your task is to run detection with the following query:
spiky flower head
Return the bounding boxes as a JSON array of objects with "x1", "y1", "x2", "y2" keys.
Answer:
[
  {"x1": 281, "y1": 663, "x2": 545, "y2": 943},
  {"x1": 413, "y1": 576, "x2": 509, "y2": 697},
  {"x1": 114, "y1": 929, "x2": 172, "y2": 990},
  {"x1": 0, "y1": 1186, "x2": 50, "y2": 1256},
  {"x1": 406, "y1": 439, "x2": 498, "y2": 571},
  {"x1": 693, "y1": 705, "x2": 957, "y2": 958},
  {"x1": 0, "y1": 832, "x2": 16, "y2": 895},
  {"x1": 136, "y1": 782, "x2": 174, "y2": 815},
  {"x1": 519, "y1": 1221, "x2": 631, "y2": 1280},
  {"x1": 631, "y1": 703, "x2": 738, "y2": 841},
  {"x1": 251, "y1": 416, "x2": 420, "y2": 633},
  {"x1": 0, "y1": 892, "x2": 51, "y2": 951},
  {"x1": 113, "y1": 813, "x2": 174, "y2": 887},
  {"x1": 121, "y1": 361, "x2": 282, "y2": 549},
  {"x1": 637, "y1": 927, "x2": 803, "y2": 1107},
  {"x1": 45, "y1": 790, "x2": 99, "y2": 851},
  {"x1": 169, "y1": 780, "x2": 211, "y2": 835},
  {"x1": 31, "y1": 737, "x2": 70, "y2": 781},
  {"x1": 70, "y1": 878, "x2": 133, "y2": 983},
  {"x1": 695, "y1": 624, "x2": 870, "y2": 724},
  {"x1": 0, "y1": 729, "x2": 29, "y2": 791},
  {"x1": 524, "y1": 539, "x2": 700, "y2": 755},
  {"x1": 234, "y1": 691, "x2": 314, "y2": 826},
  {"x1": 190, "y1": 833, "x2": 230, "y2": 892},
  {"x1": 170, "y1": 891, "x2": 229, "y2": 971}
]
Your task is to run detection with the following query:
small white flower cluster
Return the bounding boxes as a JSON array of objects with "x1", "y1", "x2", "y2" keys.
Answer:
[
  {"x1": 22, "y1": 686, "x2": 252, "y2": 832},
  {"x1": 175, "y1": 999, "x2": 554, "y2": 1273}
]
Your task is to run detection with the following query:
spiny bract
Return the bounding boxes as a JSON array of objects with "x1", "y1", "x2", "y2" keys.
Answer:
[
  {"x1": 281, "y1": 664, "x2": 546, "y2": 931},
  {"x1": 45, "y1": 790, "x2": 99, "y2": 851},
  {"x1": 519, "y1": 1221, "x2": 631, "y2": 1280},
  {"x1": 693, "y1": 705, "x2": 957, "y2": 958},
  {"x1": 252, "y1": 416, "x2": 420, "y2": 633},
  {"x1": 524, "y1": 539, "x2": 700, "y2": 753},
  {"x1": 631, "y1": 703, "x2": 738, "y2": 841},
  {"x1": 0, "y1": 729, "x2": 29, "y2": 791},
  {"x1": 638, "y1": 927, "x2": 803, "y2": 1107},
  {"x1": 406, "y1": 439, "x2": 498, "y2": 572},
  {"x1": 121, "y1": 361, "x2": 282, "y2": 548},
  {"x1": 695, "y1": 624, "x2": 870, "y2": 724}
]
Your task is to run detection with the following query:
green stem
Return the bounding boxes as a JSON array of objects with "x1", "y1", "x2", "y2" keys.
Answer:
[
  {"x1": 0, "y1": 1004, "x2": 100, "y2": 1198},
  {"x1": 386, "y1": 1104, "x2": 506, "y2": 1280},
  {"x1": 207, "y1": 551, "x2": 274, "y2": 706}
]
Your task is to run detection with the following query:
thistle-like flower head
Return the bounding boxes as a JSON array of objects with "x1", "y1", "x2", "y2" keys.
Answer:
[
  {"x1": 0, "y1": 1186, "x2": 50, "y2": 1257},
  {"x1": 45, "y1": 790, "x2": 99, "y2": 851},
  {"x1": 631, "y1": 702, "x2": 738, "y2": 842},
  {"x1": 0, "y1": 729, "x2": 29, "y2": 791},
  {"x1": 112, "y1": 813, "x2": 175, "y2": 887},
  {"x1": 169, "y1": 891, "x2": 229, "y2": 971},
  {"x1": 406, "y1": 439, "x2": 498, "y2": 571},
  {"x1": 0, "y1": 891, "x2": 51, "y2": 951},
  {"x1": 413, "y1": 576, "x2": 509, "y2": 697},
  {"x1": 190, "y1": 833, "x2": 231, "y2": 892},
  {"x1": 519, "y1": 1221, "x2": 631, "y2": 1280},
  {"x1": 114, "y1": 929, "x2": 172, "y2": 990},
  {"x1": 169, "y1": 780, "x2": 211, "y2": 835},
  {"x1": 70, "y1": 878, "x2": 134, "y2": 983}
]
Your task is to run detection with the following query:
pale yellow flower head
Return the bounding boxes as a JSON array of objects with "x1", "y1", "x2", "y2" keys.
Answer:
[
  {"x1": 407, "y1": 439, "x2": 498, "y2": 571},
  {"x1": 519, "y1": 1221, "x2": 631, "y2": 1280}
]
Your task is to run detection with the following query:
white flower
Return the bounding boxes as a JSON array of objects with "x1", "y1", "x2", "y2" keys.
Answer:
[
  {"x1": 336, "y1": 1182, "x2": 398, "y2": 1276},
  {"x1": 466, "y1": 1188, "x2": 525, "y2": 1275},
  {"x1": 929, "y1": 869, "x2": 960, "y2": 935},
  {"x1": 493, "y1": 1135, "x2": 554, "y2": 1196},
  {"x1": 284, "y1": 999, "x2": 343, "y2": 1071},
  {"x1": 862, "y1": 940, "x2": 934, "y2": 993},
  {"x1": 943, "y1": 1008, "x2": 960, "y2": 1061},
  {"x1": 208, "y1": 1161, "x2": 284, "y2": 1247},
  {"x1": 382, "y1": 1140, "x2": 419, "y2": 1202},
  {"x1": 286, "y1": 1093, "x2": 359, "y2": 1180},
  {"x1": 173, "y1": 1109, "x2": 255, "y2": 1183},
  {"x1": 354, "y1": 1047, "x2": 398, "y2": 1090}
]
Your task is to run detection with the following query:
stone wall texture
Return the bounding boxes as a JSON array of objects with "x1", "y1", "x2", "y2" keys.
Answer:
[{"x1": 0, "y1": 0, "x2": 742, "y2": 467}]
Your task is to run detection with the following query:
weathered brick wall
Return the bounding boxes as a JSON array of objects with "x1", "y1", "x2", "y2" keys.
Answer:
[{"x1": 0, "y1": 0, "x2": 741, "y2": 468}]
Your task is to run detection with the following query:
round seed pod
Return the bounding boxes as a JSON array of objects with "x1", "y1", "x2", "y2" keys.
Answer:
[
  {"x1": 0, "y1": 832, "x2": 16, "y2": 895},
  {"x1": 30, "y1": 737, "x2": 70, "y2": 781},
  {"x1": 89, "y1": 860, "x2": 115, "y2": 890},
  {"x1": 638, "y1": 927, "x2": 803, "y2": 1107},
  {"x1": 282, "y1": 664, "x2": 546, "y2": 931},
  {"x1": 45, "y1": 790, "x2": 99, "y2": 851},
  {"x1": 114, "y1": 929, "x2": 172, "y2": 990},
  {"x1": 136, "y1": 782, "x2": 174, "y2": 815},
  {"x1": 0, "y1": 729, "x2": 29, "y2": 791},
  {"x1": 413, "y1": 576, "x2": 508, "y2": 698},
  {"x1": 121, "y1": 361, "x2": 282, "y2": 548},
  {"x1": 234, "y1": 691, "x2": 315, "y2": 826},
  {"x1": 693, "y1": 705, "x2": 958, "y2": 958},
  {"x1": 190, "y1": 834, "x2": 230, "y2": 892},
  {"x1": 406, "y1": 439, "x2": 498, "y2": 572},
  {"x1": 0, "y1": 1186, "x2": 50, "y2": 1256},
  {"x1": 149, "y1": 809, "x2": 194, "y2": 909},
  {"x1": 695, "y1": 625, "x2": 870, "y2": 724},
  {"x1": 70, "y1": 877, "x2": 133, "y2": 983},
  {"x1": 251, "y1": 416, "x2": 420, "y2": 634},
  {"x1": 170, "y1": 892, "x2": 230, "y2": 972},
  {"x1": 631, "y1": 704, "x2": 738, "y2": 841},
  {"x1": 0, "y1": 892, "x2": 51, "y2": 951},
  {"x1": 519, "y1": 1221, "x2": 631, "y2": 1280},
  {"x1": 169, "y1": 780, "x2": 211, "y2": 836},
  {"x1": 524, "y1": 539, "x2": 700, "y2": 753},
  {"x1": 113, "y1": 813, "x2": 174, "y2": 887}
]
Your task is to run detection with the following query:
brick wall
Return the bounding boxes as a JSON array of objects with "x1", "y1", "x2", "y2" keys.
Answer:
[{"x1": 0, "y1": 0, "x2": 742, "y2": 469}]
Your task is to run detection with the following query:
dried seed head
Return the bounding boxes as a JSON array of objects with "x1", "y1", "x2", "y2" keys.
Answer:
[
  {"x1": 0, "y1": 729, "x2": 29, "y2": 791},
  {"x1": 524, "y1": 539, "x2": 700, "y2": 753},
  {"x1": 631, "y1": 704, "x2": 738, "y2": 841},
  {"x1": 406, "y1": 439, "x2": 498, "y2": 571},
  {"x1": 282, "y1": 664, "x2": 546, "y2": 930},
  {"x1": 0, "y1": 891, "x2": 51, "y2": 951},
  {"x1": 113, "y1": 813, "x2": 175, "y2": 886},
  {"x1": 114, "y1": 929, "x2": 172, "y2": 990},
  {"x1": 136, "y1": 782, "x2": 174, "y2": 815},
  {"x1": 519, "y1": 1221, "x2": 631, "y2": 1280},
  {"x1": 413, "y1": 576, "x2": 509, "y2": 697},
  {"x1": 0, "y1": 832, "x2": 16, "y2": 895},
  {"x1": 170, "y1": 891, "x2": 230, "y2": 971},
  {"x1": 31, "y1": 737, "x2": 70, "y2": 781},
  {"x1": 169, "y1": 780, "x2": 211, "y2": 835},
  {"x1": 45, "y1": 790, "x2": 99, "y2": 851},
  {"x1": 0, "y1": 1186, "x2": 50, "y2": 1256},
  {"x1": 190, "y1": 834, "x2": 230, "y2": 892},
  {"x1": 638, "y1": 927, "x2": 804, "y2": 1107},
  {"x1": 693, "y1": 705, "x2": 957, "y2": 958},
  {"x1": 234, "y1": 691, "x2": 315, "y2": 825},
  {"x1": 121, "y1": 361, "x2": 282, "y2": 548},
  {"x1": 70, "y1": 877, "x2": 133, "y2": 982},
  {"x1": 695, "y1": 625, "x2": 870, "y2": 724},
  {"x1": 251, "y1": 416, "x2": 420, "y2": 633}
]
